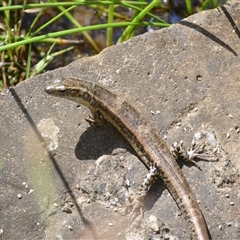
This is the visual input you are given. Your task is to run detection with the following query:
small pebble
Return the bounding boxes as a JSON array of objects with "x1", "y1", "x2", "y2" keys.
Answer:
[
  {"x1": 67, "y1": 225, "x2": 73, "y2": 230},
  {"x1": 62, "y1": 206, "x2": 72, "y2": 213},
  {"x1": 17, "y1": 194, "x2": 22, "y2": 199},
  {"x1": 148, "y1": 215, "x2": 159, "y2": 232},
  {"x1": 28, "y1": 189, "x2": 34, "y2": 194}
]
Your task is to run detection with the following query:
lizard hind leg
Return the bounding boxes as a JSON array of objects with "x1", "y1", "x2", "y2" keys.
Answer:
[
  {"x1": 127, "y1": 165, "x2": 160, "y2": 222},
  {"x1": 171, "y1": 139, "x2": 218, "y2": 171}
]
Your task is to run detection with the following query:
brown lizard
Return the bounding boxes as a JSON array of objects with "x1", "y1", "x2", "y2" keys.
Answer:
[{"x1": 45, "y1": 77, "x2": 210, "y2": 240}]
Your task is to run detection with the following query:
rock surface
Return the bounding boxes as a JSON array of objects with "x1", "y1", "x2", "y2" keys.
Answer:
[{"x1": 0, "y1": 1, "x2": 240, "y2": 239}]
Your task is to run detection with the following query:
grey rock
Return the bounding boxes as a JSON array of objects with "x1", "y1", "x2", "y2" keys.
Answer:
[{"x1": 0, "y1": 1, "x2": 240, "y2": 239}]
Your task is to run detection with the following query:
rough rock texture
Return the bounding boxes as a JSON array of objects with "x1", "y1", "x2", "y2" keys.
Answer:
[{"x1": 0, "y1": 2, "x2": 240, "y2": 240}]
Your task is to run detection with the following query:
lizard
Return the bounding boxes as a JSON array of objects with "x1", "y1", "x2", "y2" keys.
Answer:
[{"x1": 45, "y1": 77, "x2": 210, "y2": 240}]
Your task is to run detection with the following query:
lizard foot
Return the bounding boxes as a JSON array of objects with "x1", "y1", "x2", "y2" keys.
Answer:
[{"x1": 171, "y1": 139, "x2": 218, "y2": 170}]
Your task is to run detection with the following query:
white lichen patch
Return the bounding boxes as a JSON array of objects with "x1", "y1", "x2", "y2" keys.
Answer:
[{"x1": 37, "y1": 118, "x2": 60, "y2": 151}]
